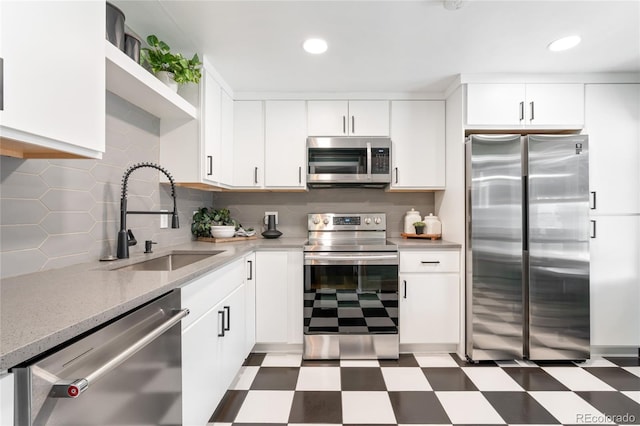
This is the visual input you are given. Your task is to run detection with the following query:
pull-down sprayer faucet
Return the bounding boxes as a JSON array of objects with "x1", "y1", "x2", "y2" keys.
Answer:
[{"x1": 117, "y1": 162, "x2": 179, "y2": 259}]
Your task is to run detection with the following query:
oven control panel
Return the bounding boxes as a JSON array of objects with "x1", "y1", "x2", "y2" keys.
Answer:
[{"x1": 308, "y1": 213, "x2": 386, "y2": 231}]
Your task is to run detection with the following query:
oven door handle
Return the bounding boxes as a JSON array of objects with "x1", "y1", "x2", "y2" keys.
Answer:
[
  {"x1": 304, "y1": 253, "x2": 398, "y2": 265},
  {"x1": 50, "y1": 308, "x2": 189, "y2": 398}
]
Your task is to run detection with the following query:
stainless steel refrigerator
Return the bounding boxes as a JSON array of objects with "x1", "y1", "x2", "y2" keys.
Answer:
[{"x1": 465, "y1": 134, "x2": 590, "y2": 361}]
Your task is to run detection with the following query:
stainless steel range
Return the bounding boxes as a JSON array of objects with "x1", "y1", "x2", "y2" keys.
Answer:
[{"x1": 303, "y1": 213, "x2": 399, "y2": 360}]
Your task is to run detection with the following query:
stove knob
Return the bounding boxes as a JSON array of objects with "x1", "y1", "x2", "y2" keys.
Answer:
[
  {"x1": 374, "y1": 217, "x2": 382, "y2": 225},
  {"x1": 323, "y1": 217, "x2": 330, "y2": 225},
  {"x1": 312, "y1": 216, "x2": 321, "y2": 224},
  {"x1": 364, "y1": 217, "x2": 372, "y2": 225}
]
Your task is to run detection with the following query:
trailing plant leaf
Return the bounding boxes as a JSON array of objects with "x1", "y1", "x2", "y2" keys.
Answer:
[{"x1": 141, "y1": 34, "x2": 202, "y2": 85}]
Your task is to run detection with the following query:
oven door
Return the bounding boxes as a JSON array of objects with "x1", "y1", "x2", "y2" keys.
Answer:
[{"x1": 304, "y1": 252, "x2": 399, "y2": 336}]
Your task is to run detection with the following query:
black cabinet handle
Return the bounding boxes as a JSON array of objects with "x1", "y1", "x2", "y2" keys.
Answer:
[
  {"x1": 529, "y1": 101, "x2": 535, "y2": 121},
  {"x1": 299, "y1": 166, "x2": 302, "y2": 184},
  {"x1": 254, "y1": 167, "x2": 258, "y2": 184},
  {"x1": 591, "y1": 220, "x2": 596, "y2": 239},
  {"x1": 247, "y1": 260, "x2": 253, "y2": 280},
  {"x1": 218, "y1": 310, "x2": 225, "y2": 337},
  {"x1": 519, "y1": 101, "x2": 524, "y2": 121},
  {"x1": 395, "y1": 167, "x2": 399, "y2": 184},
  {"x1": 224, "y1": 306, "x2": 231, "y2": 331},
  {"x1": 207, "y1": 156, "x2": 213, "y2": 176},
  {"x1": 342, "y1": 116, "x2": 346, "y2": 134},
  {"x1": 403, "y1": 280, "x2": 407, "y2": 299},
  {"x1": 421, "y1": 260, "x2": 441, "y2": 264},
  {"x1": 351, "y1": 115, "x2": 355, "y2": 134},
  {"x1": 590, "y1": 191, "x2": 597, "y2": 210}
]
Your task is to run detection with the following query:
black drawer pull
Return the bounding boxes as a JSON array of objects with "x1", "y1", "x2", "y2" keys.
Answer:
[{"x1": 421, "y1": 261, "x2": 441, "y2": 264}]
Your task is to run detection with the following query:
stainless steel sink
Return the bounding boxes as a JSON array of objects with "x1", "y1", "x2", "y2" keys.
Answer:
[{"x1": 113, "y1": 251, "x2": 224, "y2": 272}]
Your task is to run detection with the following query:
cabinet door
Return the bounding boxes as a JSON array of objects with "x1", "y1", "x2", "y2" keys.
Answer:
[
  {"x1": 255, "y1": 251, "x2": 303, "y2": 344},
  {"x1": 525, "y1": 83, "x2": 584, "y2": 127},
  {"x1": 390, "y1": 101, "x2": 445, "y2": 189},
  {"x1": 256, "y1": 252, "x2": 289, "y2": 343},
  {"x1": 202, "y1": 71, "x2": 222, "y2": 183},
  {"x1": 399, "y1": 273, "x2": 460, "y2": 344},
  {"x1": 586, "y1": 84, "x2": 640, "y2": 214},
  {"x1": 265, "y1": 101, "x2": 307, "y2": 188},
  {"x1": 182, "y1": 304, "x2": 224, "y2": 426},
  {"x1": 307, "y1": 100, "x2": 349, "y2": 136},
  {"x1": 348, "y1": 100, "x2": 390, "y2": 136},
  {"x1": 0, "y1": 1, "x2": 104, "y2": 158},
  {"x1": 233, "y1": 101, "x2": 264, "y2": 187},
  {"x1": 219, "y1": 90, "x2": 235, "y2": 185},
  {"x1": 0, "y1": 373, "x2": 13, "y2": 426},
  {"x1": 244, "y1": 253, "x2": 257, "y2": 355},
  {"x1": 466, "y1": 84, "x2": 525, "y2": 126},
  {"x1": 590, "y1": 216, "x2": 640, "y2": 347},
  {"x1": 219, "y1": 285, "x2": 246, "y2": 390}
]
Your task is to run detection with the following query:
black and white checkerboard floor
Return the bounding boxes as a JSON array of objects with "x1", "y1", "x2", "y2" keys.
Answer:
[{"x1": 208, "y1": 353, "x2": 640, "y2": 425}]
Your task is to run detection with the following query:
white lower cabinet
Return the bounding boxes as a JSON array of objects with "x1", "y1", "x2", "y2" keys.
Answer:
[
  {"x1": 0, "y1": 372, "x2": 13, "y2": 426},
  {"x1": 255, "y1": 250, "x2": 304, "y2": 345},
  {"x1": 399, "y1": 250, "x2": 460, "y2": 345},
  {"x1": 244, "y1": 253, "x2": 257, "y2": 355},
  {"x1": 590, "y1": 215, "x2": 640, "y2": 347},
  {"x1": 181, "y1": 259, "x2": 245, "y2": 426}
]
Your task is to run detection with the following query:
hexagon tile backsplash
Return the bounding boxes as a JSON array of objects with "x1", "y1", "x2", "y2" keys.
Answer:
[{"x1": 0, "y1": 93, "x2": 210, "y2": 278}]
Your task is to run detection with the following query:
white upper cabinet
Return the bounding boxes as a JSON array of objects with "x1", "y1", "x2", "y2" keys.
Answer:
[
  {"x1": 160, "y1": 68, "x2": 234, "y2": 189},
  {"x1": 265, "y1": 100, "x2": 307, "y2": 189},
  {"x1": 233, "y1": 100, "x2": 265, "y2": 187},
  {"x1": 585, "y1": 84, "x2": 640, "y2": 215},
  {"x1": 466, "y1": 83, "x2": 584, "y2": 129},
  {"x1": 390, "y1": 101, "x2": 445, "y2": 190},
  {"x1": 307, "y1": 100, "x2": 389, "y2": 136},
  {"x1": 0, "y1": 1, "x2": 105, "y2": 159}
]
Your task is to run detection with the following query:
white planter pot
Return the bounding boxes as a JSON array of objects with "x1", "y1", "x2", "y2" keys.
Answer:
[
  {"x1": 211, "y1": 225, "x2": 236, "y2": 238},
  {"x1": 156, "y1": 71, "x2": 178, "y2": 93}
]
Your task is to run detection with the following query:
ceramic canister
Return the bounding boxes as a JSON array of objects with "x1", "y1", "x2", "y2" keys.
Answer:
[
  {"x1": 404, "y1": 208, "x2": 421, "y2": 234},
  {"x1": 424, "y1": 213, "x2": 442, "y2": 235}
]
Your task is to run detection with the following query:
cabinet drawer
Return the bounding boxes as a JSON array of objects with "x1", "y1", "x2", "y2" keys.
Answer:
[
  {"x1": 400, "y1": 250, "x2": 460, "y2": 273},
  {"x1": 180, "y1": 260, "x2": 244, "y2": 329}
]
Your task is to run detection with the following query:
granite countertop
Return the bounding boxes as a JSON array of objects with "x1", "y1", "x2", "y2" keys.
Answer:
[{"x1": 0, "y1": 236, "x2": 460, "y2": 371}]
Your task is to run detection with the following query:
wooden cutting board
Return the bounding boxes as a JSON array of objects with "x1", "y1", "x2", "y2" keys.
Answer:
[
  {"x1": 197, "y1": 235, "x2": 257, "y2": 243},
  {"x1": 400, "y1": 233, "x2": 441, "y2": 241}
]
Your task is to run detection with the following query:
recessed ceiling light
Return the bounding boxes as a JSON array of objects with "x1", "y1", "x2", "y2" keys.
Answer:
[
  {"x1": 548, "y1": 35, "x2": 581, "y2": 52},
  {"x1": 303, "y1": 38, "x2": 328, "y2": 54}
]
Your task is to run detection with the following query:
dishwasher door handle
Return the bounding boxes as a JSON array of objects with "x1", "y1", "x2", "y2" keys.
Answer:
[{"x1": 51, "y1": 308, "x2": 190, "y2": 398}]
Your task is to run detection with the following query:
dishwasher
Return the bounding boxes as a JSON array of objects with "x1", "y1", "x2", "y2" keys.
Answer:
[{"x1": 13, "y1": 291, "x2": 189, "y2": 426}]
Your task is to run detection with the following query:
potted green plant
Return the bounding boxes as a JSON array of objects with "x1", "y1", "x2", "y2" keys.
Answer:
[
  {"x1": 413, "y1": 221, "x2": 426, "y2": 235},
  {"x1": 141, "y1": 34, "x2": 202, "y2": 91},
  {"x1": 192, "y1": 207, "x2": 239, "y2": 239}
]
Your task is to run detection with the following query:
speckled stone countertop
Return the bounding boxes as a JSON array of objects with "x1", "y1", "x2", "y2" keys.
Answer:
[{"x1": 0, "y1": 237, "x2": 460, "y2": 371}]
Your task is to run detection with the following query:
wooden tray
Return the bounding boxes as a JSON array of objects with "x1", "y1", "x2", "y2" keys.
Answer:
[
  {"x1": 400, "y1": 233, "x2": 441, "y2": 241},
  {"x1": 197, "y1": 235, "x2": 257, "y2": 243}
]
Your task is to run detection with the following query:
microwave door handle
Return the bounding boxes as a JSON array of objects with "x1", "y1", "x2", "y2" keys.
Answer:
[{"x1": 366, "y1": 142, "x2": 372, "y2": 178}]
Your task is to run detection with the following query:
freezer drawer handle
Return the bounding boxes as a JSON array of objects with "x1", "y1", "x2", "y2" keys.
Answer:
[{"x1": 51, "y1": 308, "x2": 189, "y2": 398}]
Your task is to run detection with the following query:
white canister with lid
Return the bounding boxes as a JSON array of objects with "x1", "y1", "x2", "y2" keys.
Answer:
[
  {"x1": 424, "y1": 213, "x2": 442, "y2": 235},
  {"x1": 403, "y1": 208, "x2": 421, "y2": 234}
]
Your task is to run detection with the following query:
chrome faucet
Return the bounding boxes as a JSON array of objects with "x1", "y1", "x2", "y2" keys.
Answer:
[{"x1": 117, "y1": 162, "x2": 179, "y2": 259}]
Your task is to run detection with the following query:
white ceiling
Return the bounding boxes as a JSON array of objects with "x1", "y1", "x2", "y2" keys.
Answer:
[{"x1": 117, "y1": 0, "x2": 640, "y2": 94}]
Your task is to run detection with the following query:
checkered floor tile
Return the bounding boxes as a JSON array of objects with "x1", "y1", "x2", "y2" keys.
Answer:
[{"x1": 208, "y1": 353, "x2": 640, "y2": 425}]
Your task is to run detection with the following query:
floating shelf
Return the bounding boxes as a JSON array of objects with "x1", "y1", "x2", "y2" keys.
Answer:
[{"x1": 105, "y1": 41, "x2": 198, "y2": 121}]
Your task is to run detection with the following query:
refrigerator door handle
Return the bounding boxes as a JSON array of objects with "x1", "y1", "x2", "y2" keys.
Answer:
[
  {"x1": 523, "y1": 175, "x2": 529, "y2": 251},
  {"x1": 590, "y1": 220, "x2": 597, "y2": 238}
]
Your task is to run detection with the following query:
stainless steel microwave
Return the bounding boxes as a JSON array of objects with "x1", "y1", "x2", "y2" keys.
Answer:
[{"x1": 307, "y1": 137, "x2": 392, "y2": 188}]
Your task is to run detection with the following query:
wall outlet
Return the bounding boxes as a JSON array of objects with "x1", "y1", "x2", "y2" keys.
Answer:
[
  {"x1": 264, "y1": 211, "x2": 278, "y2": 225},
  {"x1": 160, "y1": 209, "x2": 168, "y2": 229}
]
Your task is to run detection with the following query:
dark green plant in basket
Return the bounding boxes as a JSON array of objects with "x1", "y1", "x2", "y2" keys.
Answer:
[{"x1": 141, "y1": 34, "x2": 202, "y2": 84}]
